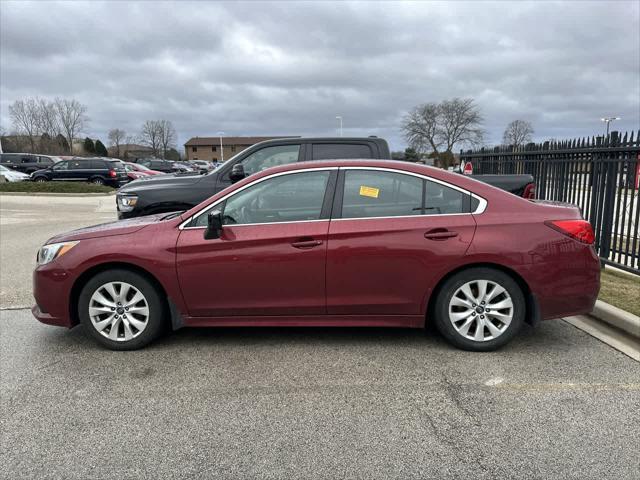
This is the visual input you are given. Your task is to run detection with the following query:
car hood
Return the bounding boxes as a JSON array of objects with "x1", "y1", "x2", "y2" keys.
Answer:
[
  {"x1": 45, "y1": 213, "x2": 169, "y2": 243},
  {"x1": 118, "y1": 171, "x2": 205, "y2": 192}
]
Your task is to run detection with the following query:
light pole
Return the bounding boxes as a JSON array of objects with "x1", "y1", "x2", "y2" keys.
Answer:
[
  {"x1": 601, "y1": 117, "x2": 620, "y2": 136},
  {"x1": 217, "y1": 131, "x2": 225, "y2": 162},
  {"x1": 335, "y1": 116, "x2": 343, "y2": 137}
]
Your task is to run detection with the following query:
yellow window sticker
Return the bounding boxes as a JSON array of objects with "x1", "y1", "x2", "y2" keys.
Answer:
[{"x1": 359, "y1": 185, "x2": 379, "y2": 198}]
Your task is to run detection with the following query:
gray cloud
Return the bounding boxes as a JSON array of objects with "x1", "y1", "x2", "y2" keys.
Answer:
[{"x1": 1, "y1": 0, "x2": 638, "y2": 152}]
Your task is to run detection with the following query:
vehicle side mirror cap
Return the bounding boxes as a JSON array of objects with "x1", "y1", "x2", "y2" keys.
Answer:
[
  {"x1": 204, "y1": 209, "x2": 223, "y2": 240},
  {"x1": 229, "y1": 164, "x2": 246, "y2": 183}
]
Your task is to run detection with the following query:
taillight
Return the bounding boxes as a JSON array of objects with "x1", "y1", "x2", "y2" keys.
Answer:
[
  {"x1": 109, "y1": 169, "x2": 117, "y2": 178},
  {"x1": 545, "y1": 219, "x2": 595, "y2": 244},
  {"x1": 523, "y1": 183, "x2": 536, "y2": 199}
]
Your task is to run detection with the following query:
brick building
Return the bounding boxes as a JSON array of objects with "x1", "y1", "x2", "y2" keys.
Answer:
[{"x1": 184, "y1": 136, "x2": 292, "y2": 162}]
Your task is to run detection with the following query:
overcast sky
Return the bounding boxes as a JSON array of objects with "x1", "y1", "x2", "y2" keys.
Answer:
[{"x1": 1, "y1": 0, "x2": 639, "y2": 152}]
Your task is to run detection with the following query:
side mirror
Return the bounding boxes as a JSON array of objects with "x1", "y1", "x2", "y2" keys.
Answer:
[
  {"x1": 204, "y1": 209, "x2": 223, "y2": 240},
  {"x1": 229, "y1": 163, "x2": 246, "y2": 183}
]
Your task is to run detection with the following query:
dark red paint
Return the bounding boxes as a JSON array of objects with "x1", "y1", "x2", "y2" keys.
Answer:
[{"x1": 32, "y1": 160, "x2": 600, "y2": 330}]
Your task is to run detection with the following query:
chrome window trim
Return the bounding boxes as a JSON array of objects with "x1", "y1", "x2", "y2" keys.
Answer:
[
  {"x1": 340, "y1": 166, "x2": 487, "y2": 216},
  {"x1": 178, "y1": 165, "x2": 488, "y2": 230}
]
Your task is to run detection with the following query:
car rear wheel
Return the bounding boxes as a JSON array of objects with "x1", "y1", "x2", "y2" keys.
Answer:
[
  {"x1": 78, "y1": 269, "x2": 166, "y2": 350},
  {"x1": 433, "y1": 268, "x2": 525, "y2": 351},
  {"x1": 90, "y1": 177, "x2": 105, "y2": 185}
]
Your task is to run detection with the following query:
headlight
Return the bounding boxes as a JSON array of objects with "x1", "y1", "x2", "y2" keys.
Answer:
[
  {"x1": 37, "y1": 241, "x2": 79, "y2": 265},
  {"x1": 117, "y1": 194, "x2": 138, "y2": 212}
]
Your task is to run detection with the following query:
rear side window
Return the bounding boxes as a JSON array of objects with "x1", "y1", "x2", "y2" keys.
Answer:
[
  {"x1": 424, "y1": 180, "x2": 465, "y2": 215},
  {"x1": 340, "y1": 170, "x2": 423, "y2": 219},
  {"x1": 312, "y1": 143, "x2": 373, "y2": 160},
  {"x1": 110, "y1": 161, "x2": 125, "y2": 171},
  {"x1": 37, "y1": 156, "x2": 53, "y2": 165},
  {"x1": 88, "y1": 160, "x2": 105, "y2": 169}
]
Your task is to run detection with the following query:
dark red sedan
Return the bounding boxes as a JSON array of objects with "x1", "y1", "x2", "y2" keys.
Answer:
[{"x1": 32, "y1": 160, "x2": 600, "y2": 351}]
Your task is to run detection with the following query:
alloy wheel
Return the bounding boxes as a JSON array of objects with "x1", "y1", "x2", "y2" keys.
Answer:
[
  {"x1": 88, "y1": 282, "x2": 150, "y2": 342},
  {"x1": 448, "y1": 279, "x2": 514, "y2": 342}
]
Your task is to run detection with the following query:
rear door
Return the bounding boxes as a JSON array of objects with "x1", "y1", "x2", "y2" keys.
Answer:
[{"x1": 326, "y1": 167, "x2": 477, "y2": 315}]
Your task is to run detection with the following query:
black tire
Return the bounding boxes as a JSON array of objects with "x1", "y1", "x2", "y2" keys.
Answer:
[
  {"x1": 78, "y1": 269, "x2": 167, "y2": 350},
  {"x1": 90, "y1": 177, "x2": 105, "y2": 185},
  {"x1": 33, "y1": 176, "x2": 48, "y2": 182},
  {"x1": 432, "y1": 267, "x2": 525, "y2": 351}
]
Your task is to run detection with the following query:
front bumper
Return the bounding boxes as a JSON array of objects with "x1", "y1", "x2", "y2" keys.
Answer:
[{"x1": 32, "y1": 266, "x2": 75, "y2": 328}]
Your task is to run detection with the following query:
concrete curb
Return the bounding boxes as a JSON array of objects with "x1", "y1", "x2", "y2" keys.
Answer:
[
  {"x1": 0, "y1": 191, "x2": 115, "y2": 197},
  {"x1": 590, "y1": 300, "x2": 640, "y2": 339}
]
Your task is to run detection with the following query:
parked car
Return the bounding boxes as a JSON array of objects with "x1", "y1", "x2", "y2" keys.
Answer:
[
  {"x1": 117, "y1": 137, "x2": 392, "y2": 218},
  {"x1": 130, "y1": 158, "x2": 191, "y2": 174},
  {"x1": 189, "y1": 160, "x2": 215, "y2": 174},
  {"x1": 30, "y1": 157, "x2": 129, "y2": 187},
  {"x1": 32, "y1": 159, "x2": 599, "y2": 351},
  {"x1": 0, "y1": 153, "x2": 60, "y2": 174},
  {"x1": 116, "y1": 137, "x2": 535, "y2": 219},
  {"x1": 0, "y1": 164, "x2": 30, "y2": 182},
  {"x1": 174, "y1": 161, "x2": 196, "y2": 172},
  {"x1": 125, "y1": 162, "x2": 163, "y2": 176}
]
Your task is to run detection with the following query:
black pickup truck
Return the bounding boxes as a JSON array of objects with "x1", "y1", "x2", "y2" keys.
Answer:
[{"x1": 116, "y1": 137, "x2": 534, "y2": 218}]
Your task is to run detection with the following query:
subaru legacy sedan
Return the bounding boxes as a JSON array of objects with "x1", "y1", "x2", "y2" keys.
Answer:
[{"x1": 32, "y1": 160, "x2": 600, "y2": 351}]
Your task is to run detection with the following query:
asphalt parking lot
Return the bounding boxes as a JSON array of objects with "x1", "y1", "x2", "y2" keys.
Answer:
[{"x1": 1, "y1": 194, "x2": 640, "y2": 479}]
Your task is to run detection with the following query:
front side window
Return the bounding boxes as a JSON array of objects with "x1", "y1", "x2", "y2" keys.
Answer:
[
  {"x1": 193, "y1": 171, "x2": 330, "y2": 227},
  {"x1": 69, "y1": 160, "x2": 86, "y2": 170},
  {"x1": 52, "y1": 161, "x2": 68, "y2": 171},
  {"x1": 236, "y1": 145, "x2": 300, "y2": 176},
  {"x1": 340, "y1": 170, "x2": 424, "y2": 219}
]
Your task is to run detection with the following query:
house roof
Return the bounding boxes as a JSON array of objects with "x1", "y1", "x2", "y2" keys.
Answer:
[{"x1": 184, "y1": 136, "x2": 294, "y2": 147}]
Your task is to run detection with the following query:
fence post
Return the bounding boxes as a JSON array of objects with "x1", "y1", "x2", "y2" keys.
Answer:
[{"x1": 599, "y1": 132, "x2": 619, "y2": 264}]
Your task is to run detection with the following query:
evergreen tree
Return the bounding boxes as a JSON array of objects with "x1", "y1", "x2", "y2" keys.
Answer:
[
  {"x1": 83, "y1": 137, "x2": 95, "y2": 155},
  {"x1": 95, "y1": 139, "x2": 108, "y2": 156}
]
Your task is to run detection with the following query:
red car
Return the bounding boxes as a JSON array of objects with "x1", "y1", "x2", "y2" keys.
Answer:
[
  {"x1": 32, "y1": 160, "x2": 600, "y2": 351},
  {"x1": 124, "y1": 162, "x2": 163, "y2": 176}
]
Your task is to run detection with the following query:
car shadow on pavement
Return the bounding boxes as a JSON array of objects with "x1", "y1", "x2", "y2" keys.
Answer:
[{"x1": 47, "y1": 320, "x2": 579, "y2": 355}]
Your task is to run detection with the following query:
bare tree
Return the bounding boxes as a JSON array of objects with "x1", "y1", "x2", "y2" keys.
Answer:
[
  {"x1": 503, "y1": 120, "x2": 534, "y2": 147},
  {"x1": 402, "y1": 97, "x2": 484, "y2": 167},
  {"x1": 9, "y1": 98, "x2": 40, "y2": 152},
  {"x1": 157, "y1": 120, "x2": 177, "y2": 159},
  {"x1": 402, "y1": 103, "x2": 443, "y2": 154},
  {"x1": 438, "y1": 98, "x2": 484, "y2": 152},
  {"x1": 55, "y1": 98, "x2": 88, "y2": 153},
  {"x1": 108, "y1": 128, "x2": 127, "y2": 158},
  {"x1": 139, "y1": 120, "x2": 163, "y2": 157},
  {"x1": 36, "y1": 98, "x2": 60, "y2": 138}
]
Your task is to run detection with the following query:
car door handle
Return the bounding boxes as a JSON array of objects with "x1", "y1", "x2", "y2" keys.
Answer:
[
  {"x1": 291, "y1": 239, "x2": 323, "y2": 249},
  {"x1": 424, "y1": 230, "x2": 459, "y2": 240}
]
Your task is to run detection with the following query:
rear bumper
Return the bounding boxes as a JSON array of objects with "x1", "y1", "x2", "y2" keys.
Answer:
[{"x1": 527, "y1": 246, "x2": 601, "y2": 320}]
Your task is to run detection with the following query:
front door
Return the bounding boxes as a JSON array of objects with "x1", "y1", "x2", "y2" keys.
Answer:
[
  {"x1": 177, "y1": 169, "x2": 336, "y2": 317},
  {"x1": 326, "y1": 168, "x2": 477, "y2": 315}
]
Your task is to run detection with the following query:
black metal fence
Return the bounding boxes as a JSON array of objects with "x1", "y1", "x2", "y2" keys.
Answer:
[{"x1": 460, "y1": 130, "x2": 640, "y2": 275}]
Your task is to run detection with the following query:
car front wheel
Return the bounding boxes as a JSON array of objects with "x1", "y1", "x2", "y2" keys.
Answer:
[
  {"x1": 33, "y1": 177, "x2": 48, "y2": 182},
  {"x1": 78, "y1": 269, "x2": 166, "y2": 350},
  {"x1": 433, "y1": 268, "x2": 525, "y2": 351}
]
